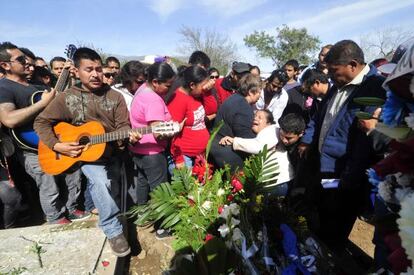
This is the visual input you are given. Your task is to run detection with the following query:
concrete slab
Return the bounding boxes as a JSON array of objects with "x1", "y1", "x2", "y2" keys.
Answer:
[{"x1": 0, "y1": 219, "x2": 117, "y2": 274}]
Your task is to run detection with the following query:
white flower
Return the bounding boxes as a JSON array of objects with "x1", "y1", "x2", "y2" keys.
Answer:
[
  {"x1": 218, "y1": 224, "x2": 230, "y2": 238},
  {"x1": 217, "y1": 188, "x2": 225, "y2": 196},
  {"x1": 395, "y1": 187, "x2": 414, "y2": 202},
  {"x1": 232, "y1": 228, "x2": 242, "y2": 242},
  {"x1": 398, "y1": 194, "x2": 414, "y2": 263},
  {"x1": 401, "y1": 266, "x2": 414, "y2": 275},
  {"x1": 228, "y1": 203, "x2": 240, "y2": 216},
  {"x1": 219, "y1": 206, "x2": 231, "y2": 220},
  {"x1": 405, "y1": 113, "x2": 414, "y2": 130},
  {"x1": 395, "y1": 172, "x2": 414, "y2": 187},
  {"x1": 202, "y1": 200, "x2": 212, "y2": 211},
  {"x1": 378, "y1": 180, "x2": 393, "y2": 202},
  {"x1": 231, "y1": 217, "x2": 240, "y2": 227}
]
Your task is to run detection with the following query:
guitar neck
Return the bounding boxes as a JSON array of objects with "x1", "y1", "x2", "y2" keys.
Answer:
[
  {"x1": 89, "y1": 126, "x2": 153, "y2": 145},
  {"x1": 55, "y1": 68, "x2": 70, "y2": 93}
]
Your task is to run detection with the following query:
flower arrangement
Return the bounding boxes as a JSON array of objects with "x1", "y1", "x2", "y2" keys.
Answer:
[
  {"x1": 359, "y1": 46, "x2": 414, "y2": 274},
  {"x1": 129, "y1": 121, "x2": 337, "y2": 273}
]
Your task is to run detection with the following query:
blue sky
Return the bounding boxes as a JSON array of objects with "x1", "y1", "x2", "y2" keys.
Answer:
[{"x1": 1, "y1": 0, "x2": 414, "y2": 72}]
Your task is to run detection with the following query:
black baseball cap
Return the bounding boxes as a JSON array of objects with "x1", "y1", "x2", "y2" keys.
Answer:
[{"x1": 232, "y1": 61, "x2": 251, "y2": 74}]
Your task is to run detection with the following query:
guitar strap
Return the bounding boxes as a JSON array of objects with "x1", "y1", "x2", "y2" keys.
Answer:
[
  {"x1": 0, "y1": 130, "x2": 15, "y2": 186},
  {"x1": 0, "y1": 156, "x2": 15, "y2": 187}
]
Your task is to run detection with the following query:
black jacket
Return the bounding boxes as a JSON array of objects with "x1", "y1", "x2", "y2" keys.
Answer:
[{"x1": 210, "y1": 94, "x2": 255, "y2": 171}]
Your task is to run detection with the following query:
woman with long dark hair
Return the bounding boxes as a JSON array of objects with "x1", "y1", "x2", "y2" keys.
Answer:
[
  {"x1": 167, "y1": 65, "x2": 210, "y2": 172},
  {"x1": 129, "y1": 62, "x2": 175, "y2": 206}
]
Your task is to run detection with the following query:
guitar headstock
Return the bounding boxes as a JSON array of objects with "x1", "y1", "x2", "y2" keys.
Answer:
[
  {"x1": 64, "y1": 44, "x2": 77, "y2": 61},
  {"x1": 152, "y1": 121, "x2": 181, "y2": 135}
]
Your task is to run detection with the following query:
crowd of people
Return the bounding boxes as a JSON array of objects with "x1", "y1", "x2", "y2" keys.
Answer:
[{"x1": 0, "y1": 38, "x2": 405, "y2": 272}]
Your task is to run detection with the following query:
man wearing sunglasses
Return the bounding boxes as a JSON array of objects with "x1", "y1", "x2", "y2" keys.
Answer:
[
  {"x1": 0, "y1": 42, "x2": 86, "y2": 225},
  {"x1": 19, "y1": 47, "x2": 36, "y2": 83},
  {"x1": 102, "y1": 65, "x2": 117, "y2": 86}
]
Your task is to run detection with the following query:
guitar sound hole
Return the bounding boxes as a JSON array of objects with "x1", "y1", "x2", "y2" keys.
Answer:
[{"x1": 79, "y1": 136, "x2": 90, "y2": 145}]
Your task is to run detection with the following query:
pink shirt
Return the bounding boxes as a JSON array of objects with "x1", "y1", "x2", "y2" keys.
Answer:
[{"x1": 129, "y1": 83, "x2": 172, "y2": 155}]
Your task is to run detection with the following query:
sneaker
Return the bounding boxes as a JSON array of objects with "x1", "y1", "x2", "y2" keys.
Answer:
[
  {"x1": 108, "y1": 233, "x2": 131, "y2": 257},
  {"x1": 68, "y1": 210, "x2": 91, "y2": 221},
  {"x1": 49, "y1": 217, "x2": 72, "y2": 225},
  {"x1": 155, "y1": 229, "x2": 172, "y2": 240}
]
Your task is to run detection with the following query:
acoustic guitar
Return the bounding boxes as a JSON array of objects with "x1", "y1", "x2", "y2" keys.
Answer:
[
  {"x1": 10, "y1": 44, "x2": 77, "y2": 151},
  {"x1": 38, "y1": 120, "x2": 180, "y2": 175}
]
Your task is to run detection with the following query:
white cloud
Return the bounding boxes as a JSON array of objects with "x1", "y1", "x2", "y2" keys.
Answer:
[
  {"x1": 200, "y1": 0, "x2": 267, "y2": 17},
  {"x1": 227, "y1": 0, "x2": 414, "y2": 71},
  {"x1": 288, "y1": 0, "x2": 414, "y2": 33},
  {"x1": 146, "y1": 0, "x2": 268, "y2": 20},
  {"x1": 146, "y1": 0, "x2": 187, "y2": 21}
]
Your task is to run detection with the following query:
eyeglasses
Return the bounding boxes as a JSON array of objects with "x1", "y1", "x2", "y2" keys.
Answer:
[
  {"x1": 8, "y1": 55, "x2": 27, "y2": 65},
  {"x1": 104, "y1": 73, "x2": 116, "y2": 78},
  {"x1": 210, "y1": 75, "x2": 219, "y2": 79}
]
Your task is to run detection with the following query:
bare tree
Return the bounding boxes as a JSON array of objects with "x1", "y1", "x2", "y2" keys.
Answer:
[
  {"x1": 177, "y1": 26, "x2": 238, "y2": 75},
  {"x1": 359, "y1": 26, "x2": 413, "y2": 62}
]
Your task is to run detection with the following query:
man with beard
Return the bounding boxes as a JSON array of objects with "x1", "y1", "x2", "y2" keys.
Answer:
[
  {"x1": 215, "y1": 61, "x2": 251, "y2": 104},
  {"x1": 19, "y1": 47, "x2": 36, "y2": 83},
  {"x1": 255, "y1": 69, "x2": 289, "y2": 127}
]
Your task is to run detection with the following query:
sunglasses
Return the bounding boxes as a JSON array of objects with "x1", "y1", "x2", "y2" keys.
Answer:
[
  {"x1": 9, "y1": 55, "x2": 27, "y2": 65},
  {"x1": 104, "y1": 73, "x2": 116, "y2": 78},
  {"x1": 210, "y1": 75, "x2": 219, "y2": 79}
]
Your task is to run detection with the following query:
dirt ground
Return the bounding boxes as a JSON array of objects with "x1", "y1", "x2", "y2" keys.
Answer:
[
  {"x1": 128, "y1": 219, "x2": 375, "y2": 275},
  {"x1": 128, "y1": 225, "x2": 175, "y2": 275}
]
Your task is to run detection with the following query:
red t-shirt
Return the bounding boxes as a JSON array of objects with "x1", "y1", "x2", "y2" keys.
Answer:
[
  {"x1": 202, "y1": 88, "x2": 218, "y2": 116},
  {"x1": 215, "y1": 77, "x2": 235, "y2": 105},
  {"x1": 167, "y1": 89, "x2": 210, "y2": 164}
]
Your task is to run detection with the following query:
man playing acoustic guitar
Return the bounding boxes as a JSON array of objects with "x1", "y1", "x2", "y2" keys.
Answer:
[
  {"x1": 34, "y1": 47, "x2": 141, "y2": 257},
  {"x1": 0, "y1": 42, "x2": 86, "y2": 226}
]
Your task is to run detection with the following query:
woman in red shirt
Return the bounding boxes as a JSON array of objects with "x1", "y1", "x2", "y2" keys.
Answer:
[{"x1": 167, "y1": 66, "x2": 210, "y2": 172}]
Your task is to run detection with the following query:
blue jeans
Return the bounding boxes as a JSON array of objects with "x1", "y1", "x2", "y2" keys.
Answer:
[
  {"x1": 81, "y1": 161, "x2": 123, "y2": 239},
  {"x1": 167, "y1": 155, "x2": 193, "y2": 176},
  {"x1": 83, "y1": 184, "x2": 95, "y2": 212}
]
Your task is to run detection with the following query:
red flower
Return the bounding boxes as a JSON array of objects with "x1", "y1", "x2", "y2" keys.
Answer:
[
  {"x1": 192, "y1": 155, "x2": 213, "y2": 184},
  {"x1": 373, "y1": 138, "x2": 414, "y2": 177},
  {"x1": 102, "y1": 260, "x2": 110, "y2": 267},
  {"x1": 218, "y1": 206, "x2": 224, "y2": 214},
  {"x1": 227, "y1": 194, "x2": 234, "y2": 202},
  {"x1": 231, "y1": 177, "x2": 243, "y2": 193},
  {"x1": 205, "y1": 234, "x2": 214, "y2": 243},
  {"x1": 188, "y1": 197, "x2": 195, "y2": 206}
]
